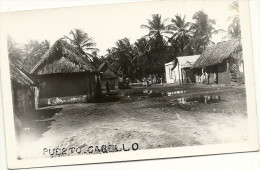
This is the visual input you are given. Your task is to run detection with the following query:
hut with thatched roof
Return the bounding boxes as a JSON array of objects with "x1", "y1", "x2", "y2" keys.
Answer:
[
  {"x1": 10, "y1": 62, "x2": 39, "y2": 118},
  {"x1": 30, "y1": 39, "x2": 100, "y2": 104},
  {"x1": 191, "y1": 39, "x2": 244, "y2": 84},
  {"x1": 98, "y1": 61, "x2": 119, "y2": 91}
]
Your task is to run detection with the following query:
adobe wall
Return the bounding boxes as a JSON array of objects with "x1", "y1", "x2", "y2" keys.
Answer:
[{"x1": 38, "y1": 73, "x2": 96, "y2": 101}]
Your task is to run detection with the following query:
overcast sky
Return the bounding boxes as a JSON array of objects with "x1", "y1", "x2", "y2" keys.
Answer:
[{"x1": 2, "y1": 0, "x2": 236, "y2": 56}]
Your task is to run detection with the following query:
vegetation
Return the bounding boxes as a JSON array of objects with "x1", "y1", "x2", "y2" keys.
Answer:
[
  {"x1": 189, "y1": 11, "x2": 224, "y2": 54},
  {"x1": 8, "y1": 1, "x2": 239, "y2": 82},
  {"x1": 168, "y1": 14, "x2": 193, "y2": 56},
  {"x1": 7, "y1": 36, "x2": 24, "y2": 67},
  {"x1": 22, "y1": 40, "x2": 50, "y2": 72},
  {"x1": 228, "y1": 0, "x2": 241, "y2": 39},
  {"x1": 140, "y1": 14, "x2": 171, "y2": 39},
  {"x1": 105, "y1": 38, "x2": 136, "y2": 79},
  {"x1": 105, "y1": 11, "x2": 221, "y2": 81},
  {"x1": 7, "y1": 36, "x2": 50, "y2": 72},
  {"x1": 63, "y1": 29, "x2": 99, "y2": 61}
]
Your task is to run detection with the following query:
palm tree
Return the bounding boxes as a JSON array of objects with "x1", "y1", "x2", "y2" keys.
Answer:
[
  {"x1": 140, "y1": 14, "x2": 174, "y2": 76},
  {"x1": 229, "y1": 0, "x2": 239, "y2": 13},
  {"x1": 22, "y1": 40, "x2": 50, "y2": 72},
  {"x1": 64, "y1": 29, "x2": 99, "y2": 60},
  {"x1": 114, "y1": 38, "x2": 132, "y2": 53},
  {"x1": 134, "y1": 38, "x2": 151, "y2": 60},
  {"x1": 7, "y1": 36, "x2": 24, "y2": 68},
  {"x1": 113, "y1": 38, "x2": 136, "y2": 77},
  {"x1": 228, "y1": 0, "x2": 241, "y2": 39},
  {"x1": 189, "y1": 10, "x2": 223, "y2": 53},
  {"x1": 133, "y1": 38, "x2": 151, "y2": 78},
  {"x1": 91, "y1": 51, "x2": 105, "y2": 68},
  {"x1": 168, "y1": 14, "x2": 193, "y2": 56},
  {"x1": 141, "y1": 14, "x2": 171, "y2": 39}
]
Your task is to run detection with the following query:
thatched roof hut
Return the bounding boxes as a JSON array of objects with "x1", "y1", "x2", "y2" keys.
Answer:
[
  {"x1": 29, "y1": 39, "x2": 100, "y2": 102},
  {"x1": 98, "y1": 61, "x2": 119, "y2": 90},
  {"x1": 10, "y1": 62, "x2": 39, "y2": 118},
  {"x1": 191, "y1": 39, "x2": 242, "y2": 69},
  {"x1": 10, "y1": 62, "x2": 35, "y2": 87},
  {"x1": 30, "y1": 39, "x2": 96, "y2": 75},
  {"x1": 98, "y1": 61, "x2": 118, "y2": 79}
]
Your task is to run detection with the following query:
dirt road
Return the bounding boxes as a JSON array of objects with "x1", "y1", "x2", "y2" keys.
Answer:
[{"x1": 17, "y1": 85, "x2": 248, "y2": 159}]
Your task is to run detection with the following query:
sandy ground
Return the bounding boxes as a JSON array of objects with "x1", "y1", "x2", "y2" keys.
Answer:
[{"x1": 16, "y1": 84, "x2": 248, "y2": 159}]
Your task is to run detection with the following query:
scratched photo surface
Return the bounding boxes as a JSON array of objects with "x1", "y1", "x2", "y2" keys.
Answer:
[{"x1": 0, "y1": 0, "x2": 258, "y2": 168}]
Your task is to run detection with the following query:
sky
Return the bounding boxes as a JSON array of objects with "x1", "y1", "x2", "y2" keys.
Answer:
[{"x1": 2, "y1": 0, "x2": 236, "y2": 56}]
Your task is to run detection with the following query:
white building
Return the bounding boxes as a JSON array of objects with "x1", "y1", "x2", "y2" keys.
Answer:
[{"x1": 165, "y1": 55, "x2": 200, "y2": 84}]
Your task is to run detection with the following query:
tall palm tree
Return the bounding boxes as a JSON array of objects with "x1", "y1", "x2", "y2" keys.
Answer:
[
  {"x1": 22, "y1": 40, "x2": 50, "y2": 72},
  {"x1": 228, "y1": 0, "x2": 241, "y2": 39},
  {"x1": 141, "y1": 14, "x2": 173, "y2": 76},
  {"x1": 134, "y1": 38, "x2": 151, "y2": 60},
  {"x1": 114, "y1": 38, "x2": 132, "y2": 53},
  {"x1": 168, "y1": 14, "x2": 193, "y2": 56},
  {"x1": 133, "y1": 38, "x2": 151, "y2": 77},
  {"x1": 229, "y1": 0, "x2": 239, "y2": 13},
  {"x1": 141, "y1": 14, "x2": 171, "y2": 39},
  {"x1": 64, "y1": 29, "x2": 99, "y2": 61},
  {"x1": 113, "y1": 38, "x2": 136, "y2": 77},
  {"x1": 189, "y1": 10, "x2": 223, "y2": 53},
  {"x1": 7, "y1": 36, "x2": 24, "y2": 68}
]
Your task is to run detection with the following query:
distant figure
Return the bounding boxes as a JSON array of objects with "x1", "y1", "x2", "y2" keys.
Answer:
[
  {"x1": 214, "y1": 73, "x2": 217, "y2": 84},
  {"x1": 105, "y1": 81, "x2": 110, "y2": 94},
  {"x1": 205, "y1": 72, "x2": 209, "y2": 85},
  {"x1": 125, "y1": 78, "x2": 130, "y2": 88},
  {"x1": 147, "y1": 90, "x2": 152, "y2": 98},
  {"x1": 147, "y1": 78, "x2": 151, "y2": 87},
  {"x1": 119, "y1": 76, "x2": 123, "y2": 89},
  {"x1": 153, "y1": 77, "x2": 156, "y2": 84},
  {"x1": 143, "y1": 77, "x2": 147, "y2": 86},
  {"x1": 160, "y1": 77, "x2": 163, "y2": 85}
]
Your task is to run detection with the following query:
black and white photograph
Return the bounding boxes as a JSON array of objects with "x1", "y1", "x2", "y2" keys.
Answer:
[{"x1": 0, "y1": 0, "x2": 259, "y2": 169}]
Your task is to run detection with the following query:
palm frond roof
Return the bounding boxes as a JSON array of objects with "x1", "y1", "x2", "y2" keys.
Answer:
[
  {"x1": 10, "y1": 62, "x2": 35, "y2": 87},
  {"x1": 30, "y1": 39, "x2": 96, "y2": 75},
  {"x1": 98, "y1": 61, "x2": 118, "y2": 79},
  {"x1": 191, "y1": 39, "x2": 242, "y2": 68}
]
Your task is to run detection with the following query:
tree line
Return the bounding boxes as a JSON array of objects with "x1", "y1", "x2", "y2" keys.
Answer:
[{"x1": 8, "y1": 1, "x2": 240, "y2": 81}]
